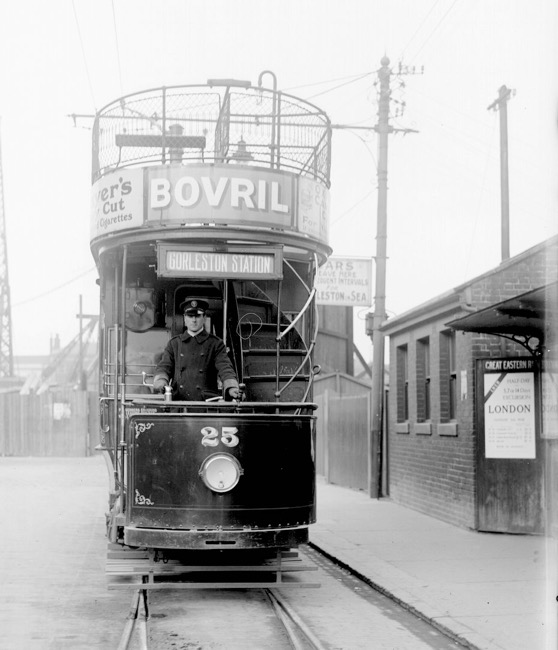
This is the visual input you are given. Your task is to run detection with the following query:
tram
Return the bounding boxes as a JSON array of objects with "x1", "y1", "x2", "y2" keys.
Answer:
[{"x1": 91, "y1": 75, "x2": 332, "y2": 552}]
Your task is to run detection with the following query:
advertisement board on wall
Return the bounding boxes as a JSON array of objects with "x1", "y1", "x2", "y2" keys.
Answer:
[
  {"x1": 90, "y1": 165, "x2": 329, "y2": 248},
  {"x1": 315, "y1": 257, "x2": 373, "y2": 306},
  {"x1": 483, "y1": 358, "x2": 537, "y2": 459}
]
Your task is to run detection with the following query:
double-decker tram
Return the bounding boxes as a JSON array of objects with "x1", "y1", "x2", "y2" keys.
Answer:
[{"x1": 91, "y1": 75, "x2": 331, "y2": 562}]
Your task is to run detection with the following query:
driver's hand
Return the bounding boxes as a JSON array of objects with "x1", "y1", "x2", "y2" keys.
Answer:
[
  {"x1": 153, "y1": 378, "x2": 168, "y2": 393},
  {"x1": 225, "y1": 387, "x2": 240, "y2": 401}
]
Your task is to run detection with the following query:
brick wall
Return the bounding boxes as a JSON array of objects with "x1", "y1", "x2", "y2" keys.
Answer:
[
  {"x1": 467, "y1": 243, "x2": 558, "y2": 309},
  {"x1": 385, "y1": 237, "x2": 557, "y2": 529},
  {"x1": 388, "y1": 318, "x2": 477, "y2": 528}
]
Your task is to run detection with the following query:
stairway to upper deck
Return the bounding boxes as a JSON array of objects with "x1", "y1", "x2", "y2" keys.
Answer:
[{"x1": 233, "y1": 284, "x2": 311, "y2": 403}]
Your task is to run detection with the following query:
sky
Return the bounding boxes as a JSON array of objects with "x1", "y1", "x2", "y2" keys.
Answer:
[{"x1": 0, "y1": 0, "x2": 557, "y2": 360}]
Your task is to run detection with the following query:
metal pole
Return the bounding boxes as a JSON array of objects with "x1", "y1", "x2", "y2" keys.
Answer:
[
  {"x1": 498, "y1": 86, "x2": 510, "y2": 261},
  {"x1": 488, "y1": 85, "x2": 512, "y2": 261},
  {"x1": 258, "y1": 71, "x2": 278, "y2": 168},
  {"x1": 79, "y1": 294, "x2": 84, "y2": 390},
  {"x1": 369, "y1": 56, "x2": 391, "y2": 498}
]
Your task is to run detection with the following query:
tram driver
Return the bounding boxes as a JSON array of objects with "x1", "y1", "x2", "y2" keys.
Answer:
[{"x1": 153, "y1": 298, "x2": 241, "y2": 401}]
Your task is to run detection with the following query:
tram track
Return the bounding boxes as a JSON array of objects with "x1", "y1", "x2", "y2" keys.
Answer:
[
  {"x1": 115, "y1": 544, "x2": 464, "y2": 650},
  {"x1": 265, "y1": 588, "x2": 327, "y2": 650},
  {"x1": 117, "y1": 586, "x2": 327, "y2": 650},
  {"x1": 118, "y1": 587, "x2": 148, "y2": 650}
]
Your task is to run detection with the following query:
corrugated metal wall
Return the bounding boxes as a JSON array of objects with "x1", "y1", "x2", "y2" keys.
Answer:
[
  {"x1": 316, "y1": 390, "x2": 369, "y2": 491},
  {"x1": 0, "y1": 390, "x2": 97, "y2": 457}
]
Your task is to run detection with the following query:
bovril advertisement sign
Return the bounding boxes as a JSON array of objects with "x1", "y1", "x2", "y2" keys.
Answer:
[{"x1": 90, "y1": 164, "x2": 329, "y2": 245}]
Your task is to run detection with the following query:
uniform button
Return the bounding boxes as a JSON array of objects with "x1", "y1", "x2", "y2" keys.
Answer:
[
  {"x1": 199, "y1": 369, "x2": 203, "y2": 373},
  {"x1": 179, "y1": 385, "x2": 183, "y2": 389},
  {"x1": 196, "y1": 385, "x2": 200, "y2": 389},
  {"x1": 180, "y1": 353, "x2": 184, "y2": 357}
]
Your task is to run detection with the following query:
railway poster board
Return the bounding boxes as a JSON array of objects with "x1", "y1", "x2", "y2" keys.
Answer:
[
  {"x1": 482, "y1": 358, "x2": 537, "y2": 459},
  {"x1": 315, "y1": 257, "x2": 373, "y2": 306},
  {"x1": 476, "y1": 357, "x2": 543, "y2": 533}
]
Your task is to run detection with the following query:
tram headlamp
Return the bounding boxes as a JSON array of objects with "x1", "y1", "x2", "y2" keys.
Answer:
[
  {"x1": 199, "y1": 454, "x2": 244, "y2": 493},
  {"x1": 133, "y1": 301, "x2": 147, "y2": 315}
]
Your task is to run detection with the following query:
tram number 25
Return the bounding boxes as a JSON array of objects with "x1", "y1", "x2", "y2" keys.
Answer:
[{"x1": 201, "y1": 426, "x2": 239, "y2": 448}]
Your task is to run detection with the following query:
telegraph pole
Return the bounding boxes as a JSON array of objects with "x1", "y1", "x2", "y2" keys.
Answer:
[
  {"x1": 488, "y1": 85, "x2": 513, "y2": 261},
  {"x1": 367, "y1": 57, "x2": 420, "y2": 498},
  {"x1": 368, "y1": 57, "x2": 390, "y2": 499}
]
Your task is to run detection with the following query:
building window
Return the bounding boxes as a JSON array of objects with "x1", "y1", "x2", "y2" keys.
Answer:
[
  {"x1": 396, "y1": 344, "x2": 409, "y2": 422},
  {"x1": 440, "y1": 330, "x2": 457, "y2": 421},
  {"x1": 416, "y1": 337, "x2": 430, "y2": 422}
]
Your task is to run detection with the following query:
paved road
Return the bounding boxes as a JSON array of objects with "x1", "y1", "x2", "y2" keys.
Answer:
[
  {"x1": 0, "y1": 456, "x2": 470, "y2": 649},
  {"x1": 0, "y1": 456, "x2": 129, "y2": 650}
]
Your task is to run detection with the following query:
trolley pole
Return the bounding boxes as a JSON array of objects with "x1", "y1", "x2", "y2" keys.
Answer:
[
  {"x1": 368, "y1": 57, "x2": 391, "y2": 499},
  {"x1": 488, "y1": 85, "x2": 513, "y2": 262}
]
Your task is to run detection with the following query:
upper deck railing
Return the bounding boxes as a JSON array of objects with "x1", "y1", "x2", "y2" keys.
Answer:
[{"x1": 92, "y1": 77, "x2": 332, "y2": 188}]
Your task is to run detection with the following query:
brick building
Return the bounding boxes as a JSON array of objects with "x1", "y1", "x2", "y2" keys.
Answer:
[{"x1": 381, "y1": 235, "x2": 558, "y2": 531}]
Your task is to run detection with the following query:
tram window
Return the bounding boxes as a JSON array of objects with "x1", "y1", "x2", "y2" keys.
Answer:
[
  {"x1": 126, "y1": 329, "x2": 170, "y2": 394},
  {"x1": 105, "y1": 327, "x2": 170, "y2": 395}
]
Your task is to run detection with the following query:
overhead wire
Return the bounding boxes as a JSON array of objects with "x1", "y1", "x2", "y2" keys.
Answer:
[
  {"x1": 406, "y1": 0, "x2": 462, "y2": 64},
  {"x1": 304, "y1": 71, "x2": 374, "y2": 101},
  {"x1": 398, "y1": 0, "x2": 443, "y2": 61},
  {"x1": 348, "y1": 128, "x2": 377, "y2": 169},
  {"x1": 12, "y1": 267, "x2": 97, "y2": 308},
  {"x1": 406, "y1": 83, "x2": 552, "y2": 198},
  {"x1": 284, "y1": 72, "x2": 376, "y2": 94},
  {"x1": 332, "y1": 190, "x2": 374, "y2": 225},
  {"x1": 111, "y1": 0, "x2": 124, "y2": 96},
  {"x1": 71, "y1": 0, "x2": 97, "y2": 111}
]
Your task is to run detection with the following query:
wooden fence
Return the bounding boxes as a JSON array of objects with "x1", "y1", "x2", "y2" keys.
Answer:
[
  {"x1": 315, "y1": 390, "x2": 370, "y2": 491},
  {"x1": 0, "y1": 386, "x2": 373, "y2": 486},
  {"x1": 0, "y1": 390, "x2": 99, "y2": 457}
]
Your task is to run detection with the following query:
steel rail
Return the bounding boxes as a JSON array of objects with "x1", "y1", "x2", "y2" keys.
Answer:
[
  {"x1": 117, "y1": 588, "x2": 148, "y2": 650},
  {"x1": 265, "y1": 589, "x2": 327, "y2": 650}
]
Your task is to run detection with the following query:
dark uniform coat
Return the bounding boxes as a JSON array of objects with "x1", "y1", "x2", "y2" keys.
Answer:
[{"x1": 154, "y1": 330, "x2": 239, "y2": 401}]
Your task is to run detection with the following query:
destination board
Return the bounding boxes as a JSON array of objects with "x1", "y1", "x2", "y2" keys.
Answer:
[{"x1": 157, "y1": 244, "x2": 283, "y2": 279}]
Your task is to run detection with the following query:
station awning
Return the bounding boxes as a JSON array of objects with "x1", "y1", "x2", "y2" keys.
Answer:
[{"x1": 447, "y1": 282, "x2": 557, "y2": 354}]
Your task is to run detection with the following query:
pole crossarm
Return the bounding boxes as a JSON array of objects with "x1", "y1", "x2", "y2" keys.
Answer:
[
  {"x1": 487, "y1": 85, "x2": 513, "y2": 111},
  {"x1": 331, "y1": 124, "x2": 419, "y2": 136}
]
